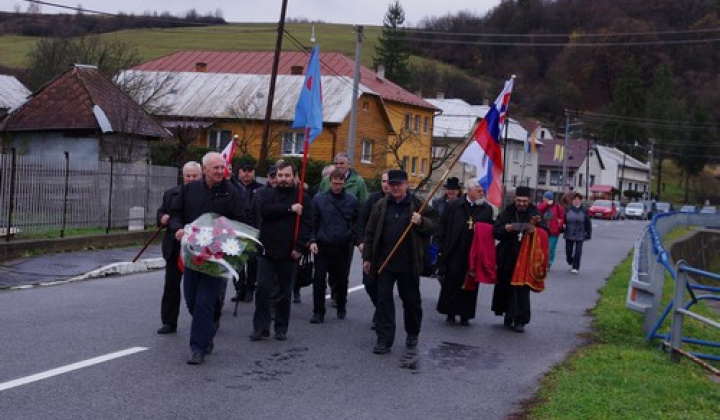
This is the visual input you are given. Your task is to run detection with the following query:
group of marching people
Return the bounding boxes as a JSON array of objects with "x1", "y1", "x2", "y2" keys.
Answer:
[{"x1": 156, "y1": 151, "x2": 591, "y2": 365}]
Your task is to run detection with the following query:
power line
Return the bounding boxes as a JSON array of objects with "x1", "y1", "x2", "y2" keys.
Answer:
[
  {"x1": 386, "y1": 34, "x2": 720, "y2": 48},
  {"x1": 400, "y1": 26, "x2": 720, "y2": 39}
]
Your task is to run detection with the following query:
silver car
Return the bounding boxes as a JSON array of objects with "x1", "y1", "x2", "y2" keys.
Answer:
[{"x1": 625, "y1": 202, "x2": 648, "y2": 220}]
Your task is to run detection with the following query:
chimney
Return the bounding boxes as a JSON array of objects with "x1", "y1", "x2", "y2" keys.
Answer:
[
  {"x1": 291, "y1": 65, "x2": 304, "y2": 75},
  {"x1": 376, "y1": 64, "x2": 385, "y2": 80},
  {"x1": 195, "y1": 62, "x2": 207, "y2": 72},
  {"x1": 436, "y1": 92, "x2": 445, "y2": 100}
]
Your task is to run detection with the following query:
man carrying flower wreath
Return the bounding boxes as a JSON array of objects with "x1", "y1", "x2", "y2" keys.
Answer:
[{"x1": 170, "y1": 152, "x2": 248, "y2": 365}]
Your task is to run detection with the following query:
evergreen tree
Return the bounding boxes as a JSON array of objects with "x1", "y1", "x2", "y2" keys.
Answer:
[
  {"x1": 675, "y1": 105, "x2": 713, "y2": 203},
  {"x1": 373, "y1": 1, "x2": 411, "y2": 88}
]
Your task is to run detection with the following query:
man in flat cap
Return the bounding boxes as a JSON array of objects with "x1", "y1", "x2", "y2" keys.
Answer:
[{"x1": 491, "y1": 186, "x2": 544, "y2": 333}]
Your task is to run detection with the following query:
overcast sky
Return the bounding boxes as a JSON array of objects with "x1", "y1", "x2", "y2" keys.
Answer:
[{"x1": 2, "y1": 0, "x2": 501, "y2": 25}]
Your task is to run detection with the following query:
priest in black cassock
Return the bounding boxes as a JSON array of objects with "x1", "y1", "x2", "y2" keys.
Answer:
[
  {"x1": 491, "y1": 186, "x2": 543, "y2": 333},
  {"x1": 436, "y1": 178, "x2": 495, "y2": 326}
]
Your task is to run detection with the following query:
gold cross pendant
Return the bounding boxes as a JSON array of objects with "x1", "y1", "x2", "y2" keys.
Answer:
[
  {"x1": 467, "y1": 218, "x2": 474, "y2": 230},
  {"x1": 518, "y1": 231, "x2": 523, "y2": 242}
]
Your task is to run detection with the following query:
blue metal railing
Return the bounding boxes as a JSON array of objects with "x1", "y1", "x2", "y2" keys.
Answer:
[{"x1": 626, "y1": 212, "x2": 720, "y2": 362}]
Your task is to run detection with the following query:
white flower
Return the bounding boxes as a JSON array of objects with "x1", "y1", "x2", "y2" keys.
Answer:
[
  {"x1": 220, "y1": 238, "x2": 242, "y2": 256},
  {"x1": 195, "y1": 228, "x2": 214, "y2": 247}
]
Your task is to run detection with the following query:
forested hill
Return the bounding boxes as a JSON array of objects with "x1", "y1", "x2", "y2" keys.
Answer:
[{"x1": 402, "y1": 0, "x2": 719, "y2": 125}]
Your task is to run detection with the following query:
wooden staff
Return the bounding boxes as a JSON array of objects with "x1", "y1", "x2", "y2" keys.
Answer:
[
  {"x1": 377, "y1": 120, "x2": 482, "y2": 274},
  {"x1": 132, "y1": 225, "x2": 164, "y2": 263}
]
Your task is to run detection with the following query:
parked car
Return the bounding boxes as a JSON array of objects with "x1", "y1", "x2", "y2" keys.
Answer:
[
  {"x1": 655, "y1": 202, "x2": 674, "y2": 213},
  {"x1": 625, "y1": 202, "x2": 650, "y2": 220},
  {"x1": 587, "y1": 200, "x2": 619, "y2": 220},
  {"x1": 700, "y1": 205, "x2": 717, "y2": 214},
  {"x1": 679, "y1": 205, "x2": 699, "y2": 213},
  {"x1": 614, "y1": 201, "x2": 626, "y2": 220}
]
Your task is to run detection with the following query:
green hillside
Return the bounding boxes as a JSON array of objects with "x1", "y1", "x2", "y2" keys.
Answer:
[{"x1": 0, "y1": 22, "x2": 382, "y2": 69}]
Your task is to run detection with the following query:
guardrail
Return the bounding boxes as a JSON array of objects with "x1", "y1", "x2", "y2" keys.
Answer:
[{"x1": 626, "y1": 212, "x2": 720, "y2": 362}]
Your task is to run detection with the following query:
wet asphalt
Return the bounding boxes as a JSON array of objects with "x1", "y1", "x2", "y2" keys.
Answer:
[{"x1": 0, "y1": 245, "x2": 162, "y2": 288}]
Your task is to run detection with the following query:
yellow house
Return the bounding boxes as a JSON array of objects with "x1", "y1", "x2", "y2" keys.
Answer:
[{"x1": 133, "y1": 51, "x2": 438, "y2": 186}]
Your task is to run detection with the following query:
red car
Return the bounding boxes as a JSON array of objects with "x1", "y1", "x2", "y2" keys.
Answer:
[{"x1": 587, "y1": 200, "x2": 619, "y2": 220}]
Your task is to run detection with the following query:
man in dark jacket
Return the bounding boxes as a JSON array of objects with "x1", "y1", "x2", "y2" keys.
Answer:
[
  {"x1": 362, "y1": 170, "x2": 438, "y2": 354},
  {"x1": 156, "y1": 161, "x2": 201, "y2": 335},
  {"x1": 249, "y1": 161, "x2": 312, "y2": 342},
  {"x1": 491, "y1": 186, "x2": 543, "y2": 333},
  {"x1": 308, "y1": 169, "x2": 361, "y2": 324},
  {"x1": 231, "y1": 161, "x2": 264, "y2": 303},
  {"x1": 169, "y1": 152, "x2": 247, "y2": 365}
]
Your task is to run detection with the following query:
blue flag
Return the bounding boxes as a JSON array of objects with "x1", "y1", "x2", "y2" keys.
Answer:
[{"x1": 291, "y1": 45, "x2": 323, "y2": 145}]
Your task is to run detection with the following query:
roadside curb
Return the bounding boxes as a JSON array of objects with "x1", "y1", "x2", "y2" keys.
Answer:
[{"x1": 4, "y1": 258, "x2": 166, "y2": 291}]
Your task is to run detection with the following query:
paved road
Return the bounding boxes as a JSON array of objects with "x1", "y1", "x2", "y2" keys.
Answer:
[{"x1": 0, "y1": 219, "x2": 646, "y2": 420}]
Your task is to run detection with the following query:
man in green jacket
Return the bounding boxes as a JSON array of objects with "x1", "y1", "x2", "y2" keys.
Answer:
[{"x1": 317, "y1": 152, "x2": 368, "y2": 204}]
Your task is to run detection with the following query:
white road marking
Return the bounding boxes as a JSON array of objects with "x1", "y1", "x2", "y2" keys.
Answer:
[
  {"x1": 325, "y1": 284, "x2": 365, "y2": 300},
  {"x1": 0, "y1": 347, "x2": 148, "y2": 392}
]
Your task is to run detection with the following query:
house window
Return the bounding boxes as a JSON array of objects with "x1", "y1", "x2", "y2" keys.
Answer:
[
  {"x1": 549, "y1": 170, "x2": 561, "y2": 186},
  {"x1": 421, "y1": 158, "x2": 427, "y2": 175},
  {"x1": 578, "y1": 173, "x2": 584, "y2": 187},
  {"x1": 524, "y1": 177, "x2": 531, "y2": 186},
  {"x1": 361, "y1": 138, "x2": 373, "y2": 163},
  {"x1": 281, "y1": 132, "x2": 305, "y2": 155},
  {"x1": 414, "y1": 115, "x2": 421, "y2": 132},
  {"x1": 402, "y1": 156, "x2": 409, "y2": 170},
  {"x1": 411, "y1": 157, "x2": 418, "y2": 174},
  {"x1": 404, "y1": 113, "x2": 411, "y2": 131},
  {"x1": 208, "y1": 129, "x2": 232, "y2": 150},
  {"x1": 423, "y1": 117, "x2": 430, "y2": 133},
  {"x1": 589, "y1": 175, "x2": 595, "y2": 187},
  {"x1": 538, "y1": 170, "x2": 547, "y2": 185},
  {"x1": 362, "y1": 101, "x2": 369, "y2": 112},
  {"x1": 512, "y1": 175, "x2": 518, "y2": 187}
]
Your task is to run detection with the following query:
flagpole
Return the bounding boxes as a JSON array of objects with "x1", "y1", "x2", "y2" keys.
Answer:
[
  {"x1": 293, "y1": 127, "x2": 310, "y2": 245},
  {"x1": 377, "y1": 120, "x2": 481, "y2": 274}
]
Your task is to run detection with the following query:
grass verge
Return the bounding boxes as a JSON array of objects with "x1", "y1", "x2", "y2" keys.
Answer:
[{"x1": 527, "y1": 253, "x2": 720, "y2": 420}]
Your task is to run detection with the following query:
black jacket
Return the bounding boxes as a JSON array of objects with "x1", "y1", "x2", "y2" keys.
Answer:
[
  {"x1": 255, "y1": 185, "x2": 313, "y2": 259},
  {"x1": 310, "y1": 190, "x2": 360, "y2": 246},
  {"x1": 168, "y1": 177, "x2": 247, "y2": 234},
  {"x1": 157, "y1": 185, "x2": 181, "y2": 260},
  {"x1": 362, "y1": 193, "x2": 438, "y2": 280}
]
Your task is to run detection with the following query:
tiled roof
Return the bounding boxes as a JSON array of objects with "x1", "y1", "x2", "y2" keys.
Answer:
[
  {"x1": 133, "y1": 51, "x2": 438, "y2": 111},
  {"x1": 2, "y1": 65, "x2": 169, "y2": 138},
  {"x1": 537, "y1": 137, "x2": 592, "y2": 169}
]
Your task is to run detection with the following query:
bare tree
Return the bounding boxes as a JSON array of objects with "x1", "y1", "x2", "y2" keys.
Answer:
[{"x1": 25, "y1": 35, "x2": 141, "y2": 91}]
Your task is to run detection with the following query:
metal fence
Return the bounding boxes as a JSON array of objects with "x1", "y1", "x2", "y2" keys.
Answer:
[
  {"x1": 626, "y1": 212, "x2": 720, "y2": 363},
  {"x1": 0, "y1": 150, "x2": 178, "y2": 238}
]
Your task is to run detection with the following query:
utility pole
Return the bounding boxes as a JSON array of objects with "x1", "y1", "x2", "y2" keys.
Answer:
[
  {"x1": 259, "y1": 0, "x2": 288, "y2": 173},
  {"x1": 347, "y1": 25, "x2": 363, "y2": 165},
  {"x1": 563, "y1": 110, "x2": 569, "y2": 191},
  {"x1": 648, "y1": 138, "x2": 655, "y2": 200}
]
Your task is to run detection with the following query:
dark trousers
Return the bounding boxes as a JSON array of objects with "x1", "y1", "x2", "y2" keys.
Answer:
[
  {"x1": 312, "y1": 244, "x2": 352, "y2": 314},
  {"x1": 234, "y1": 254, "x2": 258, "y2": 295},
  {"x1": 183, "y1": 268, "x2": 223, "y2": 355},
  {"x1": 253, "y1": 257, "x2": 295, "y2": 334},
  {"x1": 505, "y1": 285, "x2": 531, "y2": 326},
  {"x1": 374, "y1": 270, "x2": 422, "y2": 346},
  {"x1": 565, "y1": 240, "x2": 584, "y2": 270},
  {"x1": 362, "y1": 271, "x2": 378, "y2": 307},
  {"x1": 160, "y1": 250, "x2": 182, "y2": 327}
]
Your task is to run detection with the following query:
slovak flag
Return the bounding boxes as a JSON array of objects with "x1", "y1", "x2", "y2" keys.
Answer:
[
  {"x1": 292, "y1": 45, "x2": 323, "y2": 145},
  {"x1": 220, "y1": 138, "x2": 236, "y2": 179},
  {"x1": 459, "y1": 77, "x2": 514, "y2": 208}
]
